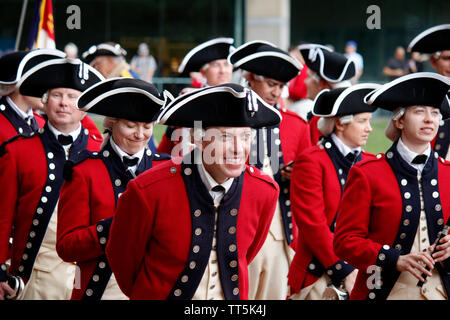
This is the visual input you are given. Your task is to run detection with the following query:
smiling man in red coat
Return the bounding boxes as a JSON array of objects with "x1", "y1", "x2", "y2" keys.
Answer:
[
  {"x1": 334, "y1": 72, "x2": 450, "y2": 300},
  {"x1": 227, "y1": 40, "x2": 309, "y2": 300},
  {"x1": 106, "y1": 83, "x2": 280, "y2": 300},
  {"x1": 287, "y1": 83, "x2": 379, "y2": 300},
  {"x1": 0, "y1": 58, "x2": 104, "y2": 300}
]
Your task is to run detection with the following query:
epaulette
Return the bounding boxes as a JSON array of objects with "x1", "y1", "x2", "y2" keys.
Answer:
[
  {"x1": 355, "y1": 153, "x2": 385, "y2": 167},
  {"x1": 63, "y1": 149, "x2": 102, "y2": 181},
  {"x1": 0, "y1": 132, "x2": 36, "y2": 157},
  {"x1": 245, "y1": 165, "x2": 278, "y2": 190},
  {"x1": 135, "y1": 160, "x2": 180, "y2": 188}
]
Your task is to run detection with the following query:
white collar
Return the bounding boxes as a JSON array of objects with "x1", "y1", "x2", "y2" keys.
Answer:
[
  {"x1": 396, "y1": 138, "x2": 430, "y2": 173},
  {"x1": 196, "y1": 151, "x2": 234, "y2": 194},
  {"x1": 109, "y1": 137, "x2": 145, "y2": 165},
  {"x1": 331, "y1": 133, "x2": 361, "y2": 157},
  {"x1": 6, "y1": 96, "x2": 34, "y2": 120},
  {"x1": 47, "y1": 121, "x2": 81, "y2": 145}
]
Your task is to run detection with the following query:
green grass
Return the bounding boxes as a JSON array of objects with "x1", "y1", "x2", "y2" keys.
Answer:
[
  {"x1": 364, "y1": 117, "x2": 392, "y2": 155},
  {"x1": 93, "y1": 116, "x2": 391, "y2": 155}
]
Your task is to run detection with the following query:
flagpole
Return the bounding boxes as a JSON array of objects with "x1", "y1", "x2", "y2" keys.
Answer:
[{"x1": 15, "y1": 0, "x2": 29, "y2": 50}]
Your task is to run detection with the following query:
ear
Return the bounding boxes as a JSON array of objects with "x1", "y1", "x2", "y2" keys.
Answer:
[
  {"x1": 393, "y1": 117, "x2": 404, "y2": 130},
  {"x1": 334, "y1": 118, "x2": 345, "y2": 132},
  {"x1": 429, "y1": 55, "x2": 438, "y2": 71}
]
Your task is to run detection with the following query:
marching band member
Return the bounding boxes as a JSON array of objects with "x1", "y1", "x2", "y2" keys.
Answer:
[
  {"x1": 288, "y1": 83, "x2": 379, "y2": 299},
  {"x1": 0, "y1": 58, "x2": 104, "y2": 300},
  {"x1": 57, "y1": 78, "x2": 171, "y2": 300},
  {"x1": 106, "y1": 83, "x2": 280, "y2": 300},
  {"x1": 334, "y1": 72, "x2": 450, "y2": 300}
]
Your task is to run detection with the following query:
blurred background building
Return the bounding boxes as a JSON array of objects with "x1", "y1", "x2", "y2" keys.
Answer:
[{"x1": 1, "y1": 0, "x2": 449, "y2": 92}]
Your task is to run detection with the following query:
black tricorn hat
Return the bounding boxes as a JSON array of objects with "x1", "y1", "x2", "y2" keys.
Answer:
[
  {"x1": 178, "y1": 38, "x2": 234, "y2": 75},
  {"x1": 156, "y1": 83, "x2": 281, "y2": 128},
  {"x1": 0, "y1": 48, "x2": 66, "y2": 95},
  {"x1": 18, "y1": 58, "x2": 104, "y2": 97},
  {"x1": 77, "y1": 77, "x2": 169, "y2": 122},
  {"x1": 298, "y1": 43, "x2": 355, "y2": 83},
  {"x1": 364, "y1": 72, "x2": 450, "y2": 116},
  {"x1": 407, "y1": 24, "x2": 450, "y2": 53},
  {"x1": 81, "y1": 42, "x2": 127, "y2": 64},
  {"x1": 313, "y1": 83, "x2": 380, "y2": 117},
  {"x1": 228, "y1": 40, "x2": 302, "y2": 83}
]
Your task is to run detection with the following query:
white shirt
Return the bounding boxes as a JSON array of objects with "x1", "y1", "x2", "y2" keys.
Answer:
[
  {"x1": 197, "y1": 161, "x2": 234, "y2": 205},
  {"x1": 331, "y1": 133, "x2": 361, "y2": 158},
  {"x1": 396, "y1": 138, "x2": 430, "y2": 174},
  {"x1": 6, "y1": 96, "x2": 34, "y2": 120},
  {"x1": 109, "y1": 137, "x2": 145, "y2": 175}
]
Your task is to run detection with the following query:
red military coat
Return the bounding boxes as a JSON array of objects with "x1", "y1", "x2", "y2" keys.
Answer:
[
  {"x1": 0, "y1": 125, "x2": 99, "y2": 282},
  {"x1": 106, "y1": 159, "x2": 279, "y2": 300},
  {"x1": 57, "y1": 145, "x2": 170, "y2": 300},
  {"x1": 0, "y1": 96, "x2": 37, "y2": 144},
  {"x1": 288, "y1": 140, "x2": 374, "y2": 293},
  {"x1": 250, "y1": 107, "x2": 311, "y2": 246},
  {"x1": 334, "y1": 147, "x2": 450, "y2": 300}
]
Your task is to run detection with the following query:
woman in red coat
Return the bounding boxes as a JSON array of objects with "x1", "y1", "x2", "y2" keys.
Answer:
[
  {"x1": 287, "y1": 83, "x2": 379, "y2": 300},
  {"x1": 334, "y1": 73, "x2": 450, "y2": 300},
  {"x1": 56, "y1": 78, "x2": 170, "y2": 300}
]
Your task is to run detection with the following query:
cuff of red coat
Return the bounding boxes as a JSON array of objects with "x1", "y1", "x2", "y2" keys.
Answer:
[
  {"x1": 96, "y1": 217, "x2": 113, "y2": 251},
  {"x1": 326, "y1": 260, "x2": 354, "y2": 287},
  {"x1": 0, "y1": 263, "x2": 7, "y2": 282},
  {"x1": 376, "y1": 244, "x2": 401, "y2": 272}
]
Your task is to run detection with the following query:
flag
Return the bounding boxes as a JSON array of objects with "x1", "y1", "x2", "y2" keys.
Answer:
[{"x1": 27, "y1": 0, "x2": 55, "y2": 49}]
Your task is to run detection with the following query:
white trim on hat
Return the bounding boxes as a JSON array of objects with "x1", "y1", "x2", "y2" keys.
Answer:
[
  {"x1": 156, "y1": 85, "x2": 281, "y2": 125},
  {"x1": 178, "y1": 38, "x2": 234, "y2": 74},
  {"x1": 79, "y1": 87, "x2": 165, "y2": 112},
  {"x1": 82, "y1": 43, "x2": 127, "y2": 60},
  {"x1": 230, "y1": 51, "x2": 302, "y2": 72},
  {"x1": 364, "y1": 72, "x2": 450, "y2": 105},
  {"x1": 227, "y1": 40, "x2": 278, "y2": 65},
  {"x1": 17, "y1": 58, "x2": 104, "y2": 89},
  {"x1": 297, "y1": 43, "x2": 332, "y2": 53},
  {"x1": 407, "y1": 24, "x2": 450, "y2": 52},
  {"x1": 0, "y1": 49, "x2": 66, "y2": 86}
]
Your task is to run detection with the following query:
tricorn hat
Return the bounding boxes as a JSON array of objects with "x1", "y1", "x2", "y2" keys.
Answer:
[
  {"x1": 178, "y1": 38, "x2": 235, "y2": 75},
  {"x1": 313, "y1": 83, "x2": 380, "y2": 117},
  {"x1": 77, "y1": 77, "x2": 169, "y2": 122},
  {"x1": 18, "y1": 58, "x2": 104, "y2": 97},
  {"x1": 81, "y1": 42, "x2": 127, "y2": 64},
  {"x1": 228, "y1": 40, "x2": 302, "y2": 83},
  {"x1": 407, "y1": 24, "x2": 450, "y2": 53},
  {"x1": 364, "y1": 72, "x2": 450, "y2": 115},
  {"x1": 299, "y1": 43, "x2": 355, "y2": 83},
  {"x1": 0, "y1": 48, "x2": 66, "y2": 95},
  {"x1": 156, "y1": 83, "x2": 281, "y2": 128}
]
